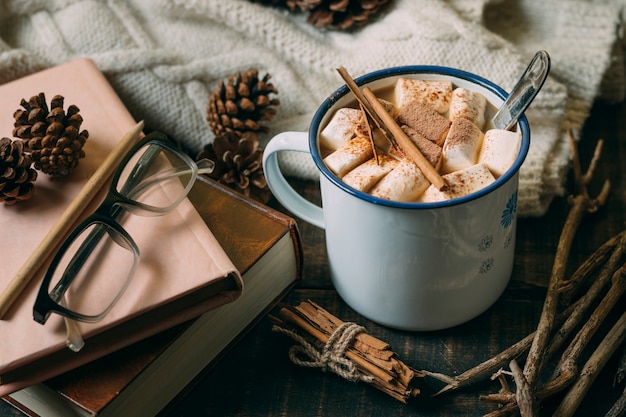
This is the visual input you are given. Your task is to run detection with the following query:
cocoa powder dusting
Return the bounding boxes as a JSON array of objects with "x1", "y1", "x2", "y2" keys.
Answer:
[
  {"x1": 445, "y1": 118, "x2": 480, "y2": 147},
  {"x1": 401, "y1": 125, "x2": 442, "y2": 168},
  {"x1": 397, "y1": 101, "x2": 450, "y2": 145}
]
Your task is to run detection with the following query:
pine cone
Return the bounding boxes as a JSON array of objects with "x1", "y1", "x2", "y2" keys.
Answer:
[
  {"x1": 196, "y1": 131, "x2": 271, "y2": 203},
  {"x1": 0, "y1": 137, "x2": 38, "y2": 205},
  {"x1": 306, "y1": 0, "x2": 392, "y2": 29},
  {"x1": 13, "y1": 93, "x2": 89, "y2": 176},
  {"x1": 207, "y1": 69, "x2": 279, "y2": 138},
  {"x1": 249, "y1": 0, "x2": 391, "y2": 30}
]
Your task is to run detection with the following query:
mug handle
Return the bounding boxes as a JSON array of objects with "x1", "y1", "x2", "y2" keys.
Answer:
[{"x1": 262, "y1": 131, "x2": 325, "y2": 229}]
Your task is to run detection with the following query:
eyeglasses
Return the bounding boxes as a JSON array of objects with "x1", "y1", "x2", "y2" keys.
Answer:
[{"x1": 32, "y1": 131, "x2": 214, "y2": 352}]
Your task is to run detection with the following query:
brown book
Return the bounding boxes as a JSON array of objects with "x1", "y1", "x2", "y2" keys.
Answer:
[
  {"x1": 3, "y1": 176, "x2": 302, "y2": 417},
  {"x1": 0, "y1": 60, "x2": 242, "y2": 393}
]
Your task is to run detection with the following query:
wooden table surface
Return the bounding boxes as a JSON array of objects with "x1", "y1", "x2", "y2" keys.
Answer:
[{"x1": 2, "y1": 98, "x2": 625, "y2": 416}]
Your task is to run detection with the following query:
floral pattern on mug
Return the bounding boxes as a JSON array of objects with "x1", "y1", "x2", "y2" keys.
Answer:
[
  {"x1": 501, "y1": 191, "x2": 518, "y2": 229},
  {"x1": 478, "y1": 235, "x2": 494, "y2": 252},
  {"x1": 479, "y1": 257, "x2": 495, "y2": 274}
]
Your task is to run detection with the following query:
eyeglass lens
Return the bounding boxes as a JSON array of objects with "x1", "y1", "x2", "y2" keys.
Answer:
[
  {"x1": 115, "y1": 142, "x2": 197, "y2": 214},
  {"x1": 47, "y1": 222, "x2": 137, "y2": 321}
]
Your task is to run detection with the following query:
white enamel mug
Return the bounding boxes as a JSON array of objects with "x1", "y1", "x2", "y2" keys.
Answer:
[{"x1": 263, "y1": 66, "x2": 530, "y2": 331}]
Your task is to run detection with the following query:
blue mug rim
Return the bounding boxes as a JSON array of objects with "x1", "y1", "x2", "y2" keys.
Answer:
[{"x1": 309, "y1": 65, "x2": 531, "y2": 209}]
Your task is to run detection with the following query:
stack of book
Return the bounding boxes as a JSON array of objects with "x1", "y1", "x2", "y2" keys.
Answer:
[{"x1": 0, "y1": 60, "x2": 302, "y2": 417}]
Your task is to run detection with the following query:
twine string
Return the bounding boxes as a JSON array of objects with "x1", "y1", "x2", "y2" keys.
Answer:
[{"x1": 273, "y1": 321, "x2": 374, "y2": 383}]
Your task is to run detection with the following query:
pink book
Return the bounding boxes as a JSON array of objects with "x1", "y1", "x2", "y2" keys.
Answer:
[{"x1": 0, "y1": 59, "x2": 242, "y2": 395}]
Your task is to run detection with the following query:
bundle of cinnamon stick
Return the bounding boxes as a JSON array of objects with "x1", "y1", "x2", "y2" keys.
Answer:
[{"x1": 270, "y1": 300, "x2": 423, "y2": 403}]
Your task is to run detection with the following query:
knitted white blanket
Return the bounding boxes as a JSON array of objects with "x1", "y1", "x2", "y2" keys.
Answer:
[{"x1": 0, "y1": 0, "x2": 623, "y2": 216}]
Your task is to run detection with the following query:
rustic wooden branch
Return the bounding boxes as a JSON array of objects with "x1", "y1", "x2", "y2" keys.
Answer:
[
  {"x1": 485, "y1": 263, "x2": 626, "y2": 415},
  {"x1": 510, "y1": 359, "x2": 538, "y2": 417},
  {"x1": 481, "y1": 313, "x2": 621, "y2": 417},
  {"x1": 559, "y1": 229, "x2": 624, "y2": 305},
  {"x1": 547, "y1": 232, "x2": 626, "y2": 358},
  {"x1": 497, "y1": 261, "x2": 626, "y2": 417},
  {"x1": 553, "y1": 262, "x2": 626, "y2": 379},
  {"x1": 553, "y1": 309, "x2": 626, "y2": 417},
  {"x1": 424, "y1": 325, "x2": 537, "y2": 395},
  {"x1": 482, "y1": 360, "x2": 579, "y2": 417},
  {"x1": 524, "y1": 134, "x2": 609, "y2": 387},
  {"x1": 522, "y1": 198, "x2": 596, "y2": 385}
]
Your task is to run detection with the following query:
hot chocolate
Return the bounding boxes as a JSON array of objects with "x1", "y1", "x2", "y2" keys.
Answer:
[{"x1": 320, "y1": 78, "x2": 522, "y2": 203}]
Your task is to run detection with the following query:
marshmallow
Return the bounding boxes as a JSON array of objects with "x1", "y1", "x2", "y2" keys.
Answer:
[
  {"x1": 370, "y1": 158, "x2": 429, "y2": 202},
  {"x1": 323, "y1": 136, "x2": 373, "y2": 178},
  {"x1": 478, "y1": 129, "x2": 522, "y2": 177},
  {"x1": 394, "y1": 78, "x2": 453, "y2": 114},
  {"x1": 397, "y1": 101, "x2": 451, "y2": 146},
  {"x1": 420, "y1": 164, "x2": 496, "y2": 203},
  {"x1": 441, "y1": 118, "x2": 484, "y2": 174},
  {"x1": 400, "y1": 125, "x2": 442, "y2": 170},
  {"x1": 449, "y1": 87, "x2": 487, "y2": 130},
  {"x1": 342, "y1": 154, "x2": 399, "y2": 192},
  {"x1": 320, "y1": 107, "x2": 361, "y2": 151}
]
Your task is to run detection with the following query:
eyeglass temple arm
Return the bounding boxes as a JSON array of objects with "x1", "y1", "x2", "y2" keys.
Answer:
[
  {"x1": 60, "y1": 297, "x2": 85, "y2": 352},
  {"x1": 120, "y1": 159, "x2": 214, "y2": 200}
]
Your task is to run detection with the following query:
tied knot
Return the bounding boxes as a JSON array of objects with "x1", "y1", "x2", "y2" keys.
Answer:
[{"x1": 273, "y1": 321, "x2": 374, "y2": 383}]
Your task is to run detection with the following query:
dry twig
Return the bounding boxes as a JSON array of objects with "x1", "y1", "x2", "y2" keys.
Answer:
[
  {"x1": 483, "y1": 262, "x2": 626, "y2": 416},
  {"x1": 553, "y1": 263, "x2": 626, "y2": 380},
  {"x1": 547, "y1": 232, "x2": 626, "y2": 358},
  {"x1": 510, "y1": 359, "x2": 538, "y2": 417},
  {"x1": 554, "y1": 309, "x2": 626, "y2": 417},
  {"x1": 524, "y1": 135, "x2": 609, "y2": 388}
]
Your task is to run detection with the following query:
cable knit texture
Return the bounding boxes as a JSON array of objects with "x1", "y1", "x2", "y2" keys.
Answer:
[{"x1": 0, "y1": 0, "x2": 623, "y2": 216}]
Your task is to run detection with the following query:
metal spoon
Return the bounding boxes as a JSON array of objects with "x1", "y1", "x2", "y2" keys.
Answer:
[{"x1": 491, "y1": 50, "x2": 551, "y2": 131}]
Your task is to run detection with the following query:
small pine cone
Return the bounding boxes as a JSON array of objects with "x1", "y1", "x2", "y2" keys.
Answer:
[
  {"x1": 306, "y1": 0, "x2": 392, "y2": 30},
  {"x1": 0, "y1": 137, "x2": 38, "y2": 205},
  {"x1": 196, "y1": 131, "x2": 271, "y2": 203},
  {"x1": 207, "y1": 69, "x2": 279, "y2": 138},
  {"x1": 13, "y1": 93, "x2": 89, "y2": 176}
]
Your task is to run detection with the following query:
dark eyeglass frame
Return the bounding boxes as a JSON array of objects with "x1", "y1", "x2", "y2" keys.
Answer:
[{"x1": 32, "y1": 131, "x2": 212, "y2": 325}]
